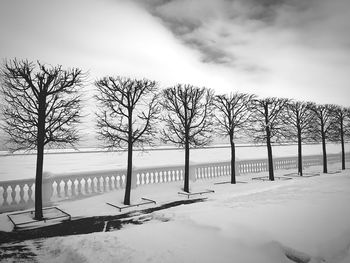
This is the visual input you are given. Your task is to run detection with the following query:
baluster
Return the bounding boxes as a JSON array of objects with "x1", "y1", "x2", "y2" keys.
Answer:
[
  {"x1": 121, "y1": 175, "x2": 125, "y2": 188},
  {"x1": 154, "y1": 172, "x2": 158, "y2": 183},
  {"x1": 166, "y1": 171, "x2": 170, "y2": 182},
  {"x1": 51, "y1": 181, "x2": 57, "y2": 199},
  {"x1": 19, "y1": 184, "x2": 25, "y2": 204},
  {"x1": 92, "y1": 177, "x2": 96, "y2": 193},
  {"x1": 102, "y1": 177, "x2": 107, "y2": 192},
  {"x1": 96, "y1": 177, "x2": 101, "y2": 192},
  {"x1": 168, "y1": 171, "x2": 172, "y2": 182},
  {"x1": 76, "y1": 178, "x2": 82, "y2": 196},
  {"x1": 11, "y1": 185, "x2": 17, "y2": 205},
  {"x1": 115, "y1": 175, "x2": 120, "y2": 189},
  {"x1": 2, "y1": 185, "x2": 9, "y2": 207},
  {"x1": 108, "y1": 176, "x2": 112, "y2": 191},
  {"x1": 56, "y1": 180, "x2": 62, "y2": 198},
  {"x1": 82, "y1": 178, "x2": 88, "y2": 195},
  {"x1": 63, "y1": 180, "x2": 68, "y2": 198},
  {"x1": 27, "y1": 183, "x2": 34, "y2": 204},
  {"x1": 91, "y1": 177, "x2": 96, "y2": 193},
  {"x1": 109, "y1": 176, "x2": 114, "y2": 190},
  {"x1": 139, "y1": 173, "x2": 143, "y2": 185},
  {"x1": 150, "y1": 172, "x2": 154, "y2": 184},
  {"x1": 71, "y1": 179, "x2": 76, "y2": 197},
  {"x1": 158, "y1": 171, "x2": 163, "y2": 183}
]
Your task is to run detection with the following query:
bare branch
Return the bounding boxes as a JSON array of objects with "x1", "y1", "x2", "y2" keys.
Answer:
[{"x1": 160, "y1": 84, "x2": 214, "y2": 147}]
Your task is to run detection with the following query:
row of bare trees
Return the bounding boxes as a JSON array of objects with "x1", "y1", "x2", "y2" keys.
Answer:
[{"x1": 1, "y1": 59, "x2": 349, "y2": 219}]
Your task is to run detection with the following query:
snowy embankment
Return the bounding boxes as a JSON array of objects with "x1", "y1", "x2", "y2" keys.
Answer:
[{"x1": 1, "y1": 163, "x2": 350, "y2": 263}]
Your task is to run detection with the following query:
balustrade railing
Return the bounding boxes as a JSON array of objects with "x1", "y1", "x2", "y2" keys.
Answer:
[{"x1": 1, "y1": 152, "x2": 348, "y2": 213}]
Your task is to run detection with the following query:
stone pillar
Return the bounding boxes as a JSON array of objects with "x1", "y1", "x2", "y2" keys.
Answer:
[
  {"x1": 189, "y1": 162, "x2": 197, "y2": 182},
  {"x1": 131, "y1": 166, "x2": 138, "y2": 189},
  {"x1": 42, "y1": 172, "x2": 54, "y2": 206},
  {"x1": 235, "y1": 158, "x2": 240, "y2": 177}
]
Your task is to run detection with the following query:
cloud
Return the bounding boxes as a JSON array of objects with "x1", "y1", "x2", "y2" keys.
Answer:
[
  {"x1": 135, "y1": 0, "x2": 350, "y2": 105},
  {"x1": 0, "y1": 0, "x2": 349, "y2": 106},
  {"x1": 137, "y1": 0, "x2": 303, "y2": 66},
  {"x1": 138, "y1": 0, "x2": 350, "y2": 65}
]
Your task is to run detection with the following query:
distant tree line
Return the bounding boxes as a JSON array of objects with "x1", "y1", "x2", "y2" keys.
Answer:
[{"x1": 1, "y1": 59, "x2": 349, "y2": 219}]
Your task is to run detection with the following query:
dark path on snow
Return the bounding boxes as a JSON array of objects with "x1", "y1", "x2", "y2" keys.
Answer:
[
  {"x1": 0, "y1": 198, "x2": 206, "y2": 245},
  {"x1": 0, "y1": 197, "x2": 313, "y2": 263}
]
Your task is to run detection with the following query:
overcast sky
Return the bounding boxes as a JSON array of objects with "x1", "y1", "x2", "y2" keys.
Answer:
[{"x1": 0, "y1": 0, "x2": 349, "y2": 106}]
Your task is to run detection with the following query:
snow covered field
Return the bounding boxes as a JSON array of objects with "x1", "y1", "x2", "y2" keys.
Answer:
[
  {"x1": 0, "y1": 143, "x2": 348, "y2": 181},
  {"x1": 1, "y1": 163, "x2": 350, "y2": 263}
]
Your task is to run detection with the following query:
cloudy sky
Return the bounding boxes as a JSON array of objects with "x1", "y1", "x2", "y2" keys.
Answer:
[{"x1": 0, "y1": 0, "x2": 349, "y2": 106}]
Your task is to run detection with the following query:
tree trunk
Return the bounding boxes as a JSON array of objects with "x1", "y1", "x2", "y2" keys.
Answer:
[
  {"x1": 230, "y1": 134, "x2": 236, "y2": 184},
  {"x1": 184, "y1": 138, "x2": 190, "y2": 193},
  {"x1": 297, "y1": 126, "x2": 303, "y2": 176},
  {"x1": 321, "y1": 128, "x2": 328, "y2": 173},
  {"x1": 124, "y1": 113, "x2": 133, "y2": 205},
  {"x1": 340, "y1": 119, "x2": 345, "y2": 170},
  {"x1": 34, "y1": 95, "x2": 46, "y2": 220},
  {"x1": 266, "y1": 127, "x2": 274, "y2": 181}
]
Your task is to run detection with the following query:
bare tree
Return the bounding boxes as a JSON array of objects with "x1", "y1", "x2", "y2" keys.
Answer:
[
  {"x1": 329, "y1": 106, "x2": 350, "y2": 170},
  {"x1": 250, "y1": 97, "x2": 289, "y2": 181},
  {"x1": 1, "y1": 59, "x2": 84, "y2": 220},
  {"x1": 310, "y1": 104, "x2": 337, "y2": 173},
  {"x1": 214, "y1": 92, "x2": 255, "y2": 183},
  {"x1": 161, "y1": 84, "x2": 214, "y2": 193},
  {"x1": 282, "y1": 101, "x2": 316, "y2": 176},
  {"x1": 95, "y1": 76, "x2": 159, "y2": 205}
]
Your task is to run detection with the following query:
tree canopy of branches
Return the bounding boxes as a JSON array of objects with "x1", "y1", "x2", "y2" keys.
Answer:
[
  {"x1": 250, "y1": 97, "x2": 289, "y2": 181},
  {"x1": 329, "y1": 106, "x2": 350, "y2": 170},
  {"x1": 282, "y1": 101, "x2": 316, "y2": 176},
  {"x1": 161, "y1": 84, "x2": 214, "y2": 192},
  {"x1": 310, "y1": 104, "x2": 336, "y2": 173},
  {"x1": 1, "y1": 59, "x2": 84, "y2": 220},
  {"x1": 214, "y1": 92, "x2": 255, "y2": 183},
  {"x1": 95, "y1": 76, "x2": 159, "y2": 205}
]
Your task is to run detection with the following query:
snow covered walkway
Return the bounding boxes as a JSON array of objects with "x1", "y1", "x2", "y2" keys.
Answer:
[{"x1": 1, "y1": 164, "x2": 350, "y2": 262}]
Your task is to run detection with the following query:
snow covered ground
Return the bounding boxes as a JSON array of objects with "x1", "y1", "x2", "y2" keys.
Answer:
[
  {"x1": 1, "y1": 163, "x2": 350, "y2": 263},
  {"x1": 0, "y1": 143, "x2": 348, "y2": 181}
]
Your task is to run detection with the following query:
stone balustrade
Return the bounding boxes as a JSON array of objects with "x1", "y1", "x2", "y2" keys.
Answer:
[{"x1": 0, "y1": 152, "x2": 348, "y2": 213}]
